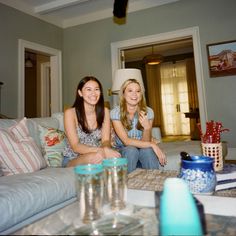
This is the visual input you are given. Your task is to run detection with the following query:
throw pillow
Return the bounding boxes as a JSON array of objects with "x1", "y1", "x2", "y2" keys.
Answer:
[
  {"x1": 38, "y1": 125, "x2": 66, "y2": 167},
  {"x1": 0, "y1": 118, "x2": 47, "y2": 176}
]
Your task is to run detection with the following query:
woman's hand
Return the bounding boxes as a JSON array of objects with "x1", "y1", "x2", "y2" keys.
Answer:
[
  {"x1": 139, "y1": 111, "x2": 151, "y2": 130},
  {"x1": 103, "y1": 147, "x2": 121, "y2": 159},
  {"x1": 79, "y1": 151, "x2": 104, "y2": 165},
  {"x1": 150, "y1": 142, "x2": 167, "y2": 166}
]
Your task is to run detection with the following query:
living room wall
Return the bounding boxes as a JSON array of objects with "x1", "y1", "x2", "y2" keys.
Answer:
[
  {"x1": 63, "y1": 0, "x2": 236, "y2": 147},
  {"x1": 0, "y1": 3, "x2": 63, "y2": 118}
]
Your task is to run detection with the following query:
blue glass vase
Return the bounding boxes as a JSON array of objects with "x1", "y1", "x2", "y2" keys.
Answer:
[{"x1": 179, "y1": 155, "x2": 217, "y2": 194}]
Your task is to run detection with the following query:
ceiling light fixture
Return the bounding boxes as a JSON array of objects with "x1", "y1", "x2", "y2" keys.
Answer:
[
  {"x1": 25, "y1": 57, "x2": 33, "y2": 68},
  {"x1": 143, "y1": 46, "x2": 163, "y2": 65}
]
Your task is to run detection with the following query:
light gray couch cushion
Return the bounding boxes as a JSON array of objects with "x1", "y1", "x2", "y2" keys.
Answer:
[
  {"x1": 159, "y1": 141, "x2": 201, "y2": 171},
  {"x1": 0, "y1": 167, "x2": 76, "y2": 234},
  {"x1": 52, "y1": 112, "x2": 64, "y2": 131},
  {"x1": 0, "y1": 117, "x2": 60, "y2": 150}
]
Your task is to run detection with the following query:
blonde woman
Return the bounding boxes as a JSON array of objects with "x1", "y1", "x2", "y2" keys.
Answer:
[{"x1": 110, "y1": 79, "x2": 166, "y2": 173}]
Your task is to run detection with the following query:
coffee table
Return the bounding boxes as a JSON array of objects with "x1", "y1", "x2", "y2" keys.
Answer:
[{"x1": 14, "y1": 169, "x2": 236, "y2": 235}]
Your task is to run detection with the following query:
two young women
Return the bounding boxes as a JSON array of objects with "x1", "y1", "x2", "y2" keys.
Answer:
[{"x1": 63, "y1": 76, "x2": 166, "y2": 172}]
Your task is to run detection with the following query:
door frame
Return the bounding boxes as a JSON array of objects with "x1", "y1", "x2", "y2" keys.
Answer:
[
  {"x1": 41, "y1": 62, "x2": 51, "y2": 117},
  {"x1": 18, "y1": 39, "x2": 62, "y2": 118},
  {"x1": 111, "y1": 26, "x2": 207, "y2": 131}
]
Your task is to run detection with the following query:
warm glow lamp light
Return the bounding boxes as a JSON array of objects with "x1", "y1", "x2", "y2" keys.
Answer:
[
  {"x1": 143, "y1": 46, "x2": 163, "y2": 65},
  {"x1": 111, "y1": 68, "x2": 144, "y2": 94}
]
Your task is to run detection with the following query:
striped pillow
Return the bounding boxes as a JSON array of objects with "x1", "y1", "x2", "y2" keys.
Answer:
[{"x1": 0, "y1": 118, "x2": 47, "y2": 176}]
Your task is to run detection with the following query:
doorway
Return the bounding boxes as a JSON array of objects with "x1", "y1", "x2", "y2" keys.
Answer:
[
  {"x1": 125, "y1": 55, "x2": 194, "y2": 140},
  {"x1": 111, "y1": 27, "x2": 207, "y2": 139},
  {"x1": 18, "y1": 39, "x2": 62, "y2": 118},
  {"x1": 25, "y1": 51, "x2": 51, "y2": 118}
]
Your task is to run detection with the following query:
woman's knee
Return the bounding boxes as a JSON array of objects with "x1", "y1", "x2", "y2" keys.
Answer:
[
  {"x1": 139, "y1": 148, "x2": 159, "y2": 169},
  {"x1": 120, "y1": 146, "x2": 139, "y2": 173},
  {"x1": 139, "y1": 147, "x2": 156, "y2": 157},
  {"x1": 120, "y1": 146, "x2": 139, "y2": 160}
]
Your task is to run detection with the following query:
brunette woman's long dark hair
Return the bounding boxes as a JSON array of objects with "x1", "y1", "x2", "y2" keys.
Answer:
[{"x1": 72, "y1": 76, "x2": 105, "y2": 133}]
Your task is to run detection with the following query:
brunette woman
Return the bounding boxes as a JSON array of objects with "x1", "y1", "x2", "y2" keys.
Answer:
[{"x1": 63, "y1": 76, "x2": 120, "y2": 167}]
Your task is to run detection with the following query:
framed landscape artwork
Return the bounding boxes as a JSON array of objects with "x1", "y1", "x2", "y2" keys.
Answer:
[{"x1": 207, "y1": 40, "x2": 236, "y2": 77}]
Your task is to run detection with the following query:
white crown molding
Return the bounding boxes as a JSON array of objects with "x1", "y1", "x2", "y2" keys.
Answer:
[
  {"x1": 34, "y1": 0, "x2": 89, "y2": 14},
  {"x1": 62, "y1": 0, "x2": 179, "y2": 28},
  {"x1": 0, "y1": 0, "x2": 179, "y2": 28}
]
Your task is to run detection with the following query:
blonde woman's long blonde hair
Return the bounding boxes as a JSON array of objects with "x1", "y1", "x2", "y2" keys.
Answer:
[{"x1": 119, "y1": 78, "x2": 147, "y2": 130}]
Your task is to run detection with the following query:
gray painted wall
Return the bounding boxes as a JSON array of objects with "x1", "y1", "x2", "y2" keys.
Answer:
[
  {"x1": 0, "y1": 3, "x2": 62, "y2": 118},
  {"x1": 1, "y1": 0, "x2": 236, "y2": 147}
]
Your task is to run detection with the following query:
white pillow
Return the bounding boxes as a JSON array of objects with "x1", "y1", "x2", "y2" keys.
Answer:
[{"x1": 0, "y1": 118, "x2": 47, "y2": 176}]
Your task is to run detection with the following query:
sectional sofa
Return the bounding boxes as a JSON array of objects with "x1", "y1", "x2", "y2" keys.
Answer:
[
  {"x1": 0, "y1": 112, "x2": 204, "y2": 235},
  {"x1": 0, "y1": 113, "x2": 77, "y2": 235}
]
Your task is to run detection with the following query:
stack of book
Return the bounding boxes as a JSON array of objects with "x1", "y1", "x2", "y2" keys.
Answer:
[{"x1": 215, "y1": 164, "x2": 236, "y2": 191}]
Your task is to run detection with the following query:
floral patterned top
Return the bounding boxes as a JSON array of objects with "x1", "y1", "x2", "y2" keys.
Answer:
[{"x1": 63, "y1": 126, "x2": 102, "y2": 158}]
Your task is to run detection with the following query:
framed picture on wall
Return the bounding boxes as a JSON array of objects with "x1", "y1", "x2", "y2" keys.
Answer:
[{"x1": 207, "y1": 40, "x2": 236, "y2": 77}]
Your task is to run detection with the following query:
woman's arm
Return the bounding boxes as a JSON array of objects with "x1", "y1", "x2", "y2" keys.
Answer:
[
  {"x1": 139, "y1": 110, "x2": 153, "y2": 141},
  {"x1": 112, "y1": 120, "x2": 153, "y2": 148},
  {"x1": 64, "y1": 108, "x2": 102, "y2": 154},
  {"x1": 112, "y1": 119, "x2": 166, "y2": 165},
  {"x1": 101, "y1": 107, "x2": 112, "y2": 147},
  {"x1": 101, "y1": 108, "x2": 121, "y2": 158}
]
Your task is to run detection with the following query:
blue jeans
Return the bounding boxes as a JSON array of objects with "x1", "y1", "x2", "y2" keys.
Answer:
[{"x1": 119, "y1": 146, "x2": 160, "y2": 173}]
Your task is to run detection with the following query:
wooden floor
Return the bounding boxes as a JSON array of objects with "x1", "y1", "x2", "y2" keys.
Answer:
[{"x1": 162, "y1": 135, "x2": 191, "y2": 142}]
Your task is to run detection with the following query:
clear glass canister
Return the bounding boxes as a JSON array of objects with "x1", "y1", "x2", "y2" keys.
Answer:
[
  {"x1": 102, "y1": 158, "x2": 128, "y2": 211},
  {"x1": 74, "y1": 164, "x2": 104, "y2": 224}
]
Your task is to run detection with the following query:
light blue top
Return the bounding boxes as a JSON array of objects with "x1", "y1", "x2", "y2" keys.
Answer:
[{"x1": 110, "y1": 105, "x2": 154, "y2": 148}]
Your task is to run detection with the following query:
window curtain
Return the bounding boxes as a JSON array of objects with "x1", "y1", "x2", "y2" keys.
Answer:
[
  {"x1": 185, "y1": 58, "x2": 199, "y2": 111},
  {"x1": 160, "y1": 61, "x2": 190, "y2": 136},
  {"x1": 145, "y1": 64, "x2": 164, "y2": 134}
]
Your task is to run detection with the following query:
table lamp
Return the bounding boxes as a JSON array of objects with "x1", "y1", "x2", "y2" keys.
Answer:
[{"x1": 111, "y1": 68, "x2": 144, "y2": 94}]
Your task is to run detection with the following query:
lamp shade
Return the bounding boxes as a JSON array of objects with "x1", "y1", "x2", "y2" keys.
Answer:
[{"x1": 112, "y1": 68, "x2": 144, "y2": 93}]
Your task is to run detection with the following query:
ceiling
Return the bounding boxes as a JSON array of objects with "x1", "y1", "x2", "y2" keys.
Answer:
[
  {"x1": 1, "y1": 0, "x2": 191, "y2": 61},
  {"x1": 0, "y1": 0, "x2": 179, "y2": 28}
]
